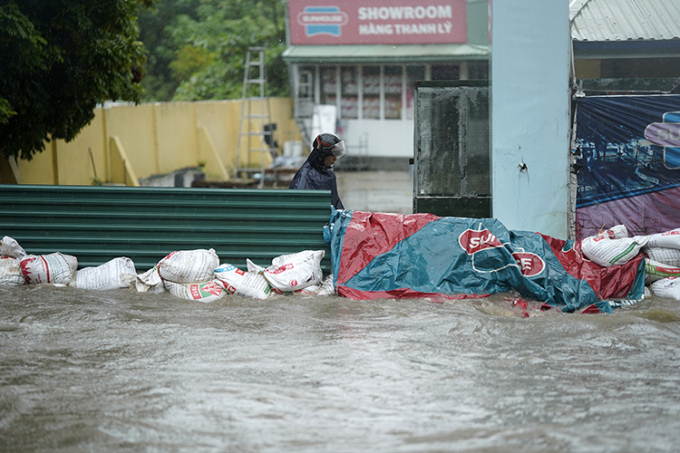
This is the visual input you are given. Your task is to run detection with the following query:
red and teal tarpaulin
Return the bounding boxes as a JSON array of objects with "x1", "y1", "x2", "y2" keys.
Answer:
[{"x1": 324, "y1": 209, "x2": 646, "y2": 313}]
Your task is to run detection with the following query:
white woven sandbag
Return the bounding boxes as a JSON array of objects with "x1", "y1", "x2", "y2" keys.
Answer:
[
  {"x1": 157, "y1": 249, "x2": 219, "y2": 283},
  {"x1": 214, "y1": 264, "x2": 271, "y2": 299},
  {"x1": 71, "y1": 257, "x2": 137, "y2": 291},
  {"x1": 262, "y1": 250, "x2": 325, "y2": 293},
  {"x1": 598, "y1": 225, "x2": 629, "y2": 240},
  {"x1": 1, "y1": 236, "x2": 26, "y2": 259},
  {"x1": 645, "y1": 228, "x2": 680, "y2": 250},
  {"x1": 645, "y1": 258, "x2": 680, "y2": 283},
  {"x1": 20, "y1": 253, "x2": 78, "y2": 284},
  {"x1": 0, "y1": 257, "x2": 25, "y2": 285},
  {"x1": 643, "y1": 247, "x2": 680, "y2": 267},
  {"x1": 135, "y1": 266, "x2": 165, "y2": 293},
  {"x1": 581, "y1": 231, "x2": 648, "y2": 267},
  {"x1": 316, "y1": 274, "x2": 336, "y2": 296},
  {"x1": 651, "y1": 277, "x2": 680, "y2": 300},
  {"x1": 164, "y1": 279, "x2": 225, "y2": 303}
]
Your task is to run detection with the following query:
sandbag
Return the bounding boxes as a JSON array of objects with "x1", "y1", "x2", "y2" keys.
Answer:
[
  {"x1": 164, "y1": 280, "x2": 225, "y2": 303},
  {"x1": 645, "y1": 228, "x2": 680, "y2": 249},
  {"x1": 650, "y1": 277, "x2": 680, "y2": 300},
  {"x1": 645, "y1": 258, "x2": 680, "y2": 283},
  {"x1": 214, "y1": 264, "x2": 271, "y2": 299},
  {"x1": 581, "y1": 226, "x2": 648, "y2": 267},
  {"x1": 20, "y1": 253, "x2": 78, "y2": 285},
  {"x1": 0, "y1": 257, "x2": 24, "y2": 286},
  {"x1": 135, "y1": 266, "x2": 166, "y2": 293},
  {"x1": 1, "y1": 236, "x2": 26, "y2": 259},
  {"x1": 71, "y1": 257, "x2": 137, "y2": 291},
  {"x1": 643, "y1": 247, "x2": 680, "y2": 267},
  {"x1": 316, "y1": 274, "x2": 336, "y2": 296},
  {"x1": 259, "y1": 250, "x2": 325, "y2": 293},
  {"x1": 157, "y1": 249, "x2": 219, "y2": 283}
]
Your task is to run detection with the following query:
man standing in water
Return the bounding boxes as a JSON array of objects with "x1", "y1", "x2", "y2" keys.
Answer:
[{"x1": 289, "y1": 132, "x2": 345, "y2": 210}]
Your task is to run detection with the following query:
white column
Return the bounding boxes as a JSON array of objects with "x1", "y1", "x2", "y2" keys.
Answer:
[{"x1": 491, "y1": 0, "x2": 571, "y2": 239}]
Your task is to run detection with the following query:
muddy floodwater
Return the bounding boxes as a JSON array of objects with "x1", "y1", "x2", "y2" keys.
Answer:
[{"x1": 1, "y1": 285, "x2": 680, "y2": 453}]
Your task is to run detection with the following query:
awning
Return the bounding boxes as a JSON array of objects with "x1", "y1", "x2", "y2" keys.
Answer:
[{"x1": 282, "y1": 44, "x2": 489, "y2": 64}]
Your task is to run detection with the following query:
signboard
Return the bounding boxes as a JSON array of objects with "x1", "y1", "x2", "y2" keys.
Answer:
[
  {"x1": 573, "y1": 95, "x2": 680, "y2": 239},
  {"x1": 288, "y1": 0, "x2": 468, "y2": 45}
]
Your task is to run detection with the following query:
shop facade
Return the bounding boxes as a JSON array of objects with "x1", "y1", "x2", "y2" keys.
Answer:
[{"x1": 283, "y1": 0, "x2": 490, "y2": 160}]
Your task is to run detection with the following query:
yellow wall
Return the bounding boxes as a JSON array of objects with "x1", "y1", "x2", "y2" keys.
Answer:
[
  {"x1": 54, "y1": 108, "x2": 107, "y2": 186},
  {"x1": 104, "y1": 103, "x2": 158, "y2": 180},
  {"x1": 3, "y1": 98, "x2": 301, "y2": 186}
]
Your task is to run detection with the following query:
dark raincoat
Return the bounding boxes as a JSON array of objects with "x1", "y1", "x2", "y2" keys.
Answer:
[{"x1": 289, "y1": 148, "x2": 344, "y2": 209}]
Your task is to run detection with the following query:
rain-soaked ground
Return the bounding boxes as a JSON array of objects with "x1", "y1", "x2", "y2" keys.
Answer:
[{"x1": 1, "y1": 284, "x2": 680, "y2": 453}]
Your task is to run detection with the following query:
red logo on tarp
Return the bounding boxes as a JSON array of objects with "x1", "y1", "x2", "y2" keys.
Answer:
[
  {"x1": 512, "y1": 252, "x2": 545, "y2": 276},
  {"x1": 459, "y1": 229, "x2": 503, "y2": 254}
]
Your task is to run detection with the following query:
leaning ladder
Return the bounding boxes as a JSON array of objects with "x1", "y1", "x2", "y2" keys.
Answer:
[{"x1": 235, "y1": 47, "x2": 274, "y2": 188}]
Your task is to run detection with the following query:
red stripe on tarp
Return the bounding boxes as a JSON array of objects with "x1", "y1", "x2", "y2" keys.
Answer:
[
  {"x1": 540, "y1": 233, "x2": 643, "y2": 300},
  {"x1": 337, "y1": 211, "x2": 440, "y2": 285},
  {"x1": 338, "y1": 285, "x2": 489, "y2": 302},
  {"x1": 580, "y1": 304, "x2": 603, "y2": 314}
]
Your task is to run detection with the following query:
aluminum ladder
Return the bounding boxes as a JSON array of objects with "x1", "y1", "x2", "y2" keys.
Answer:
[{"x1": 235, "y1": 47, "x2": 275, "y2": 188}]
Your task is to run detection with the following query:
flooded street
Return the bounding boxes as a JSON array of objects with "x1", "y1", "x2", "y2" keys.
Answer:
[{"x1": 2, "y1": 285, "x2": 680, "y2": 452}]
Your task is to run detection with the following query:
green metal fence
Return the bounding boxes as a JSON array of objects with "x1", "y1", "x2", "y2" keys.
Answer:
[{"x1": 0, "y1": 185, "x2": 332, "y2": 273}]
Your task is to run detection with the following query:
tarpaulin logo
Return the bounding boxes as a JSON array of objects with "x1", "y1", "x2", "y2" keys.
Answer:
[
  {"x1": 297, "y1": 6, "x2": 349, "y2": 37},
  {"x1": 511, "y1": 252, "x2": 545, "y2": 277},
  {"x1": 459, "y1": 228, "x2": 503, "y2": 254},
  {"x1": 459, "y1": 228, "x2": 545, "y2": 277}
]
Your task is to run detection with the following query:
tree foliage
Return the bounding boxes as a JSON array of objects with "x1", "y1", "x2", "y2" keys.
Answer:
[
  {"x1": 138, "y1": 0, "x2": 289, "y2": 102},
  {"x1": 0, "y1": 0, "x2": 154, "y2": 160}
]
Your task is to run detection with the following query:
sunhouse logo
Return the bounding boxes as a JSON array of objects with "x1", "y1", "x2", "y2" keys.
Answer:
[
  {"x1": 644, "y1": 111, "x2": 680, "y2": 169},
  {"x1": 297, "y1": 6, "x2": 349, "y2": 37}
]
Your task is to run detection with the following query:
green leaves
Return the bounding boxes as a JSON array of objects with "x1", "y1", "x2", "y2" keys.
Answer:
[
  {"x1": 139, "y1": 0, "x2": 289, "y2": 102},
  {"x1": 0, "y1": 0, "x2": 156, "y2": 160}
]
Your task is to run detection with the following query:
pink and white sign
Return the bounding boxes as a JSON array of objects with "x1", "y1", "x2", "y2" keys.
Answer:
[{"x1": 289, "y1": 0, "x2": 468, "y2": 45}]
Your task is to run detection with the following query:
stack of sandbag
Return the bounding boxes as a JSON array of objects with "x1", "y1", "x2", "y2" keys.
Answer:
[
  {"x1": 642, "y1": 228, "x2": 680, "y2": 281},
  {"x1": 137, "y1": 249, "x2": 225, "y2": 303},
  {"x1": 580, "y1": 225, "x2": 649, "y2": 267},
  {"x1": 1, "y1": 235, "x2": 78, "y2": 285},
  {"x1": 641, "y1": 229, "x2": 680, "y2": 300},
  {"x1": 246, "y1": 250, "x2": 325, "y2": 295},
  {"x1": 2, "y1": 235, "x2": 136, "y2": 290}
]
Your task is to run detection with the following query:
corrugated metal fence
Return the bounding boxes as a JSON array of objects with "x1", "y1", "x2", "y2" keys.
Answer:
[{"x1": 0, "y1": 185, "x2": 332, "y2": 273}]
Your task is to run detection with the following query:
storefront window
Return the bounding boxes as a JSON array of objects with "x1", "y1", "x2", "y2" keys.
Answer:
[
  {"x1": 406, "y1": 66, "x2": 425, "y2": 120},
  {"x1": 468, "y1": 61, "x2": 490, "y2": 80},
  {"x1": 384, "y1": 66, "x2": 402, "y2": 120},
  {"x1": 341, "y1": 66, "x2": 358, "y2": 119},
  {"x1": 362, "y1": 66, "x2": 380, "y2": 120},
  {"x1": 321, "y1": 66, "x2": 337, "y2": 106},
  {"x1": 432, "y1": 65, "x2": 460, "y2": 81}
]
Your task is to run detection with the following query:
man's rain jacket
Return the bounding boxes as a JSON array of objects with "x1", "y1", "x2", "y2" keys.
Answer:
[{"x1": 289, "y1": 148, "x2": 344, "y2": 209}]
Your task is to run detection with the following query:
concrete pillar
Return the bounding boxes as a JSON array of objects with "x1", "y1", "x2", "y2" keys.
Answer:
[{"x1": 491, "y1": 0, "x2": 571, "y2": 238}]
